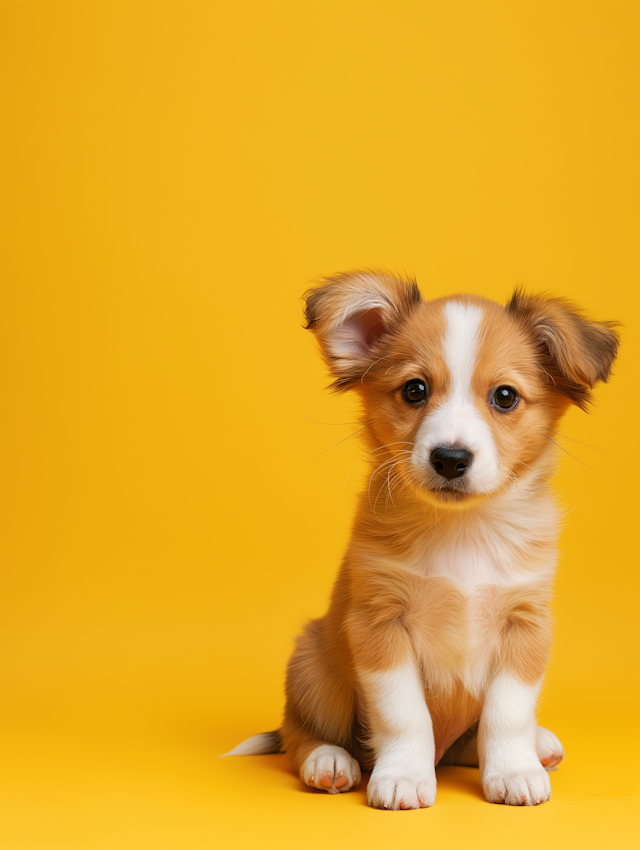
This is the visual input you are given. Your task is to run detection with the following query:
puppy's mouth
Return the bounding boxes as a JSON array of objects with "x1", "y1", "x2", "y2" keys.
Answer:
[
  {"x1": 431, "y1": 486, "x2": 471, "y2": 501},
  {"x1": 426, "y1": 483, "x2": 473, "y2": 502},
  {"x1": 418, "y1": 476, "x2": 482, "y2": 507}
]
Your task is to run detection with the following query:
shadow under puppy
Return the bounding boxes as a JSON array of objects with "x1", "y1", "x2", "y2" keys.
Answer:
[{"x1": 226, "y1": 271, "x2": 619, "y2": 809}]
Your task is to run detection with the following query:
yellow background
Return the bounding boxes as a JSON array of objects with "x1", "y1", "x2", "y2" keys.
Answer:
[{"x1": 1, "y1": 1, "x2": 638, "y2": 847}]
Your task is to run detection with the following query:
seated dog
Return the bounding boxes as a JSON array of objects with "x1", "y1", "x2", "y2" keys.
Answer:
[{"x1": 227, "y1": 271, "x2": 618, "y2": 808}]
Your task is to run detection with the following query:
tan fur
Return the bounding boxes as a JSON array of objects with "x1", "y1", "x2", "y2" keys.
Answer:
[
  {"x1": 507, "y1": 288, "x2": 620, "y2": 410},
  {"x1": 245, "y1": 272, "x2": 618, "y2": 796},
  {"x1": 495, "y1": 584, "x2": 553, "y2": 684},
  {"x1": 281, "y1": 531, "x2": 553, "y2": 771}
]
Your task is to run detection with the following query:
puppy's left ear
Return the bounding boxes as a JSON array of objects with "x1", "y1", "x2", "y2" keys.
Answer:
[
  {"x1": 304, "y1": 270, "x2": 422, "y2": 391},
  {"x1": 507, "y1": 288, "x2": 620, "y2": 409}
]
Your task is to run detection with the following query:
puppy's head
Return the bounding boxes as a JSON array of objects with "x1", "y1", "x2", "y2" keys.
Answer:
[{"x1": 305, "y1": 271, "x2": 619, "y2": 508}]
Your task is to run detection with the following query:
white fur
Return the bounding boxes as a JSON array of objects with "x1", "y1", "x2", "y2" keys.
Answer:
[
  {"x1": 412, "y1": 301, "x2": 501, "y2": 493},
  {"x1": 359, "y1": 662, "x2": 437, "y2": 809},
  {"x1": 536, "y1": 726, "x2": 565, "y2": 772},
  {"x1": 362, "y1": 470, "x2": 560, "y2": 698},
  {"x1": 368, "y1": 449, "x2": 560, "y2": 595},
  {"x1": 299, "y1": 744, "x2": 361, "y2": 794},
  {"x1": 479, "y1": 672, "x2": 551, "y2": 805},
  {"x1": 443, "y1": 301, "x2": 483, "y2": 390}
]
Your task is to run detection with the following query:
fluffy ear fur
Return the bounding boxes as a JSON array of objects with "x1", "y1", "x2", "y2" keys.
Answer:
[
  {"x1": 507, "y1": 288, "x2": 620, "y2": 410},
  {"x1": 304, "y1": 271, "x2": 422, "y2": 391}
]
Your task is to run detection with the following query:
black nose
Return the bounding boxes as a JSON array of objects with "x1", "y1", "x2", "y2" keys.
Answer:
[{"x1": 430, "y1": 447, "x2": 473, "y2": 480}]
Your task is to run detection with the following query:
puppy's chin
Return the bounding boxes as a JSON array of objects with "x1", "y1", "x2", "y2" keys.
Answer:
[
  {"x1": 414, "y1": 472, "x2": 523, "y2": 510},
  {"x1": 417, "y1": 484, "x2": 485, "y2": 511}
]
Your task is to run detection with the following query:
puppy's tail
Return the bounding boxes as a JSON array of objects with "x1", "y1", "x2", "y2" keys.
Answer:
[{"x1": 220, "y1": 730, "x2": 282, "y2": 757}]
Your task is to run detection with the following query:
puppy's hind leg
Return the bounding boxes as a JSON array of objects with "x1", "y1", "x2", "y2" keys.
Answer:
[
  {"x1": 536, "y1": 726, "x2": 564, "y2": 771},
  {"x1": 439, "y1": 724, "x2": 480, "y2": 767},
  {"x1": 440, "y1": 724, "x2": 564, "y2": 771},
  {"x1": 281, "y1": 616, "x2": 361, "y2": 794}
]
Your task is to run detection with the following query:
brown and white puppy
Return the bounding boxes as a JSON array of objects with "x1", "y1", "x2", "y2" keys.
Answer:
[{"x1": 226, "y1": 271, "x2": 619, "y2": 808}]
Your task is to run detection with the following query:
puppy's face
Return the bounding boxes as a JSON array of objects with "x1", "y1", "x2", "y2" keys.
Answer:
[
  {"x1": 355, "y1": 297, "x2": 564, "y2": 506},
  {"x1": 305, "y1": 272, "x2": 618, "y2": 509}
]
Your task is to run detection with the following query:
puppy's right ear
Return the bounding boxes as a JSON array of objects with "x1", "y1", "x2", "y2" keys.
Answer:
[{"x1": 303, "y1": 270, "x2": 422, "y2": 392}]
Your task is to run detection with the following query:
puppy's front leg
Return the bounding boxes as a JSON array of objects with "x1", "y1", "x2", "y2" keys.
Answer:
[
  {"x1": 479, "y1": 673, "x2": 551, "y2": 806},
  {"x1": 359, "y1": 660, "x2": 437, "y2": 810}
]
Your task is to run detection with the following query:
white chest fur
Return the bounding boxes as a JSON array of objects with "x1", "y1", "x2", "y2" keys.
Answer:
[
  {"x1": 364, "y1": 499, "x2": 558, "y2": 697},
  {"x1": 409, "y1": 489, "x2": 560, "y2": 590}
]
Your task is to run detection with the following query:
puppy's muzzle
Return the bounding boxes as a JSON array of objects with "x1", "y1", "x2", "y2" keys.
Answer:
[{"x1": 430, "y1": 447, "x2": 473, "y2": 480}]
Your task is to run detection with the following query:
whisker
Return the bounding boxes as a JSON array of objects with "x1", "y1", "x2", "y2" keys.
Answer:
[
  {"x1": 361, "y1": 357, "x2": 391, "y2": 384},
  {"x1": 368, "y1": 457, "x2": 403, "y2": 485},
  {"x1": 543, "y1": 435, "x2": 598, "y2": 475},
  {"x1": 384, "y1": 359, "x2": 415, "y2": 376},
  {"x1": 342, "y1": 459, "x2": 362, "y2": 492},
  {"x1": 362, "y1": 351, "x2": 419, "y2": 384},
  {"x1": 499, "y1": 477, "x2": 513, "y2": 500},
  {"x1": 544, "y1": 428, "x2": 605, "y2": 454},
  {"x1": 511, "y1": 463, "x2": 542, "y2": 502},
  {"x1": 540, "y1": 367, "x2": 556, "y2": 388},
  {"x1": 368, "y1": 457, "x2": 399, "y2": 513},
  {"x1": 381, "y1": 461, "x2": 408, "y2": 511},
  {"x1": 509, "y1": 471, "x2": 525, "y2": 502},
  {"x1": 385, "y1": 467, "x2": 396, "y2": 509},
  {"x1": 307, "y1": 420, "x2": 375, "y2": 459},
  {"x1": 515, "y1": 461, "x2": 536, "y2": 472},
  {"x1": 372, "y1": 468, "x2": 391, "y2": 515},
  {"x1": 368, "y1": 456, "x2": 415, "y2": 514},
  {"x1": 369, "y1": 441, "x2": 416, "y2": 454},
  {"x1": 387, "y1": 465, "x2": 409, "y2": 497},
  {"x1": 491, "y1": 341, "x2": 527, "y2": 373},
  {"x1": 395, "y1": 466, "x2": 417, "y2": 497},
  {"x1": 369, "y1": 452, "x2": 414, "y2": 462},
  {"x1": 304, "y1": 417, "x2": 362, "y2": 426}
]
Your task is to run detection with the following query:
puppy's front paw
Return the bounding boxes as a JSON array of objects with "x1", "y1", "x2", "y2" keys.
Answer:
[
  {"x1": 482, "y1": 767, "x2": 551, "y2": 806},
  {"x1": 367, "y1": 773, "x2": 437, "y2": 810},
  {"x1": 300, "y1": 745, "x2": 361, "y2": 794}
]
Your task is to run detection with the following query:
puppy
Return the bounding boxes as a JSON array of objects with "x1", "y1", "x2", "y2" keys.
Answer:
[{"x1": 227, "y1": 271, "x2": 619, "y2": 808}]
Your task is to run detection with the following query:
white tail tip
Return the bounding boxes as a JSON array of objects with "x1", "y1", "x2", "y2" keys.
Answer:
[{"x1": 220, "y1": 731, "x2": 281, "y2": 757}]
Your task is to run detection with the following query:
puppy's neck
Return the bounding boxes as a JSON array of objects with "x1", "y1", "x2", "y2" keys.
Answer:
[{"x1": 354, "y1": 458, "x2": 559, "y2": 581}]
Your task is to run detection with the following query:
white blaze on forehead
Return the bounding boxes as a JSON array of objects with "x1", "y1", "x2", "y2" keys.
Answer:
[
  {"x1": 412, "y1": 299, "x2": 501, "y2": 493},
  {"x1": 443, "y1": 301, "x2": 483, "y2": 398},
  {"x1": 443, "y1": 301, "x2": 482, "y2": 397}
]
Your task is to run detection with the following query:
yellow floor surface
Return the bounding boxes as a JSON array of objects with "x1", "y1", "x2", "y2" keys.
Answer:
[{"x1": 2, "y1": 715, "x2": 638, "y2": 850}]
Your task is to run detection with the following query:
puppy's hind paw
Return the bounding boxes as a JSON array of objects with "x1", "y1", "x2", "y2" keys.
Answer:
[
  {"x1": 300, "y1": 745, "x2": 361, "y2": 794},
  {"x1": 537, "y1": 726, "x2": 564, "y2": 772}
]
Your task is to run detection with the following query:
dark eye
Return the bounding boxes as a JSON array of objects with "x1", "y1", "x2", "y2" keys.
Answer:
[
  {"x1": 403, "y1": 380, "x2": 428, "y2": 404},
  {"x1": 492, "y1": 385, "x2": 519, "y2": 410}
]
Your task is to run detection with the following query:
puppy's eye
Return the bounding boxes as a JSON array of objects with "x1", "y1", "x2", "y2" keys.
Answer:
[
  {"x1": 403, "y1": 380, "x2": 428, "y2": 403},
  {"x1": 492, "y1": 386, "x2": 519, "y2": 410}
]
